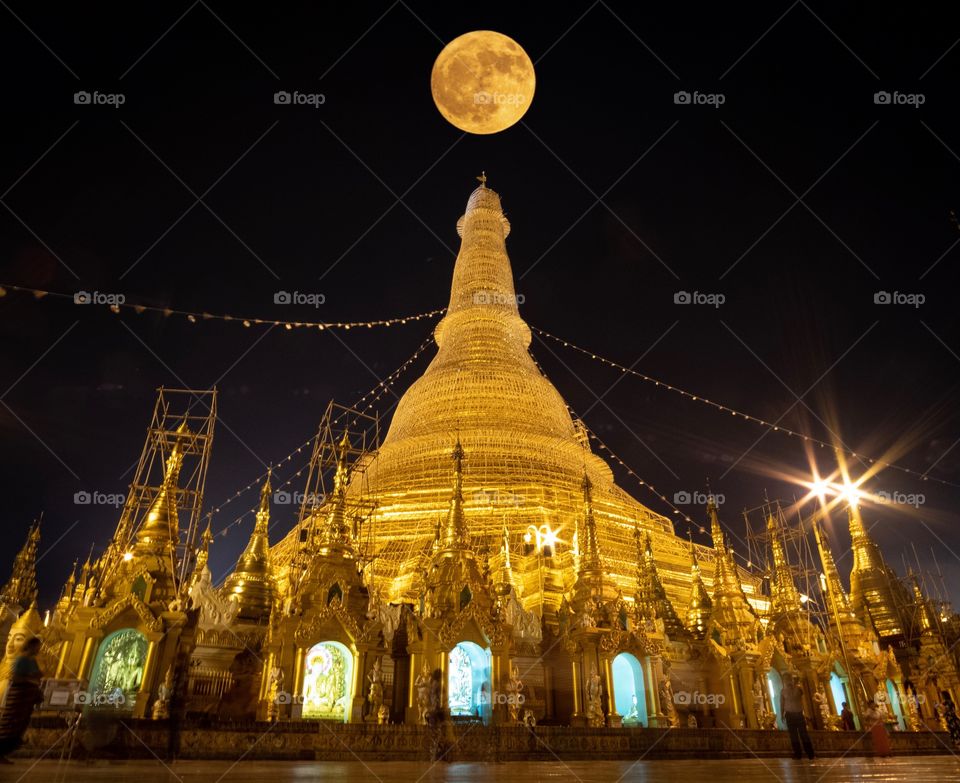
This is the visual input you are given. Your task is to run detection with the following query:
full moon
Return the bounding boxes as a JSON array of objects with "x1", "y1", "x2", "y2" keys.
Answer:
[{"x1": 431, "y1": 31, "x2": 535, "y2": 135}]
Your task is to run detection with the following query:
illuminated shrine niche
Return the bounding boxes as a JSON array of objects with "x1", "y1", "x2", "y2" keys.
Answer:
[
  {"x1": 447, "y1": 642, "x2": 489, "y2": 718},
  {"x1": 89, "y1": 628, "x2": 148, "y2": 709},
  {"x1": 612, "y1": 652, "x2": 647, "y2": 726},
  {"x1": 302, "y1": 641, "x2": 352, "y2": 721}
]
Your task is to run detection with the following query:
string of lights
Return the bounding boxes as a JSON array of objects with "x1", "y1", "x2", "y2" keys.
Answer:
[
  {"x1": 526, "y1": 351, "x2": 702, "y2": 529},
  {"x1": 207, "y1": 332, "x2": 436, "y2": 539},
  {"x1": 531, "y1": 324, "x2": 960, "y2": 491},
  {"x1": 0, "y1": 284, "x2": 446, "y2": 330}
]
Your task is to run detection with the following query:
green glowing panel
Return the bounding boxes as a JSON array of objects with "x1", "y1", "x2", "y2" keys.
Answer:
[
  {"x1": 89, "y1": 628, "x2": 148, "y2": 710},
  {"x1": 302, "y1": 641, "x2": 351, "y2": 720}
]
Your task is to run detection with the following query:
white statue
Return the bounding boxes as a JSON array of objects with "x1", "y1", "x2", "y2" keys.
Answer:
[
  {"x1": 874, "y1": 686, "x2": 890, "y2": 720},
  {"x1": 813, "y1": 688, "x2": 832, "y2": 726},
  {"x1": 504, "y1": 594, "x2": 543, "y2": 642},
  {"x1": 189, "y1": 564, "x2": 240, "y2": 629},
  {"x1": 586, "y1": 664, "x2": 605, "y2": 727},
  {"x1": 151, "y1": 665, "x2": 174, "y2": 720},
  {"x1": 505, "y1": 664, "x2": 524, "y2": 724},
  {"x1": 659, "y1": 674, "x2": 679, "y2": 728},
  {"x1": 414, "y1": 662, "x2": 431, "y2": 724},
  {"x1": 368, "y1": 657, "x2": 384, "y2": 711}
]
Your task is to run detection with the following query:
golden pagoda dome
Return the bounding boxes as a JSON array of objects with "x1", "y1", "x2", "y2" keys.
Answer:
[
  {"x1": 134, "y1": 421, "x2": 190, "y2": 555},
  {"x1": 222, "y1": 474, "x2": 275, "y2": 621},
  {"x1": 333, "y1": 179, "x2": 677, "y2": 606}
]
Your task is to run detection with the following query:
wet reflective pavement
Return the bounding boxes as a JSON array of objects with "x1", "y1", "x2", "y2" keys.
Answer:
[{"x1": 1, "y1": 755, "x2": 958, "y2": 783}]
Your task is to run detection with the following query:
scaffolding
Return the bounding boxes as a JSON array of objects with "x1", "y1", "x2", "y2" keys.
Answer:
[
  {"x1": 106, "y1": 387, "x2": 216, "y2": 590},
  {"x1": 744, "y1": 498, "x2": 829, "y2": 647},
  {"x1": 289, "y1": 401, "x2": 380, "y2": 574}
]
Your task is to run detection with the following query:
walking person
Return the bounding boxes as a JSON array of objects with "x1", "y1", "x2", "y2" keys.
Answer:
[
  {"x1": 940, "y1": 693, "x2": 960, "y2": 749},
  {"x1": 863, "y1": 701, "x2": 891, "y2": 757},
  {"x1": 781, "y1": 674, "x2": 815, "y2": 760},
  {"x1": 0, "y1": 637, "x2": 44, "y2": 764},
  {"x1": 840, "y1": 701, "x2": 856, "y2": 731}
]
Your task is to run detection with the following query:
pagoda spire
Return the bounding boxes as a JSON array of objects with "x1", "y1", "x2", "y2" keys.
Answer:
[
  {"x1": 686, "y1": 535, "x2": 712, "y2": 639},
  {"x1": 766, "y1": 512, "x2": 802, "y2": 617},
  {"x1": 133, "y1": 420, "x2": 190, "y2": 555},
  {"x1": 441, "y1": 439, "x2": 470, "y2": 550},
  {"x1": 0, "y1": 519, "x2": 40, "y2": 610},
  {"x1": 707, "y1": 497, "x2": 749, "y2": 601},
  {"x1": 812, "y1": 518, "x2": 851, "y2": 614},
  {"x1": 223, "y1": 472, "x2": 275, "y2": 620},
  {"x1": 578, "y1": 472, "x2": 601, "y2": 572},
  {"x1": 320, "y1": 436, "x2": 354, "y2": 553},
  {"x1": 192, "y1": 517, "x2": 215, "y2": 581},
  {"x1": 846, "y1": 503, "x2": 909, "y2": 638},
  {"x1": 632, "y1": 526, "x2": 686, "y2": 637},
  {"x1": 706, "y1": 496, "x2": 758, "y2": 644},
  {"x1": 494, "y1": 523, "x2": 515, "y2": 598},
  {"x1": 909, "y1": 573, "x2": 939, "y2": 634}
]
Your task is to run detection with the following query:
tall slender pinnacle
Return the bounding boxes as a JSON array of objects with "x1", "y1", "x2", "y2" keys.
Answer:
[
  {"x1": 223, "y1": 473, "x2": 275, "y2": 620},
  {"x1": 579, "y1": 472, "x2": 601, "y2": 570},
  {"x1": 322, "y1": 437, "x2": 353, "y2": 552},
  {"x1": 706, "y1": 497, "x2": 758, "y2": 644},
  {"x1": 0, "y1": 520, "x2": 40, "y2": 609},
  {"x1": 812, "y1": 519, "x2": 851, "y2": 614},
  {"x1": 134, "y1": 421, "x2": 190, "y2": 554},
  {"x1": 910, "y1": 574, "x2": 939, "y2": 634},
  {"x1": 766, "y1": 513, "x2": 802, "y2": 616},
  {"x1": 846, "y1": 503, "x2": 909, "y2": 638},
  {"x1": 687, "y1": 536, "x2": 712, "y2": 638},
  {"x1": 707, "y1": 497, "x2": 747, "y2": 599},
  {"x1": 634, "y1": 526, "x2": 686, "y2": 637},
  {"x1": 442, "y1": 439, "x2": 470, "y2": 550}
]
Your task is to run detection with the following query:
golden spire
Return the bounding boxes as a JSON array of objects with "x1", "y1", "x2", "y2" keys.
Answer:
[
  {"x1": 134, "y1": 421, "x2": 190, "y2": 554},
  {"x1": 910, "y1": 573, "x2": 938, "y2": 634},
  {"x1": 0, "y1": 520, "x2": 40, "y2": 609},
  {"x1": 193, "y1": 517, "x2": 215, "y2": 577},
  {"x1": 686, "y1": 536, "x2": 712, "y2": 639},
  {"x1": 494, "y1": 523, "x2": 514, "y2": 597},
  {"x1": 847, "y1": 503, "x2": 886, "y2": 573},
  {"x1": 423, "y1": 439, "x2": 485, "y2": 616},
  {"x1": 319, "y1": 437, "x2": 353, "y2": 553},
  {"x1": 846, "y1": 503, "x2": 908, "y2": 638},
  {"x1": 812, "y1": 518, "x2": 850, "y2": 614},
  {"x1": 223, "y1": 472, "x2": 275, "y2": 620},
  {"x1": 706, "y1": 497, "x2": 757, "y2": 643},
  {"x1": 442, "y1": 439, "x2": 469, "y2": 550},
  {"x1": 707, "y1": 497, "x2": 747, "y2": 600},
  {"x1": 766, "y1": 513, "x2": 802, "y2": 617},
  {"x1": 579, "y1": 472, "x2": 600, "y2": 571},
  {"x1": 633, "y1": 526, "x2": 686, "y2": 637}
]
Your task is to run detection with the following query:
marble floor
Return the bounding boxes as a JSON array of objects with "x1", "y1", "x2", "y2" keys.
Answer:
[{"x1": 1, "y1": 756, "x2": 958, "y2": 783}]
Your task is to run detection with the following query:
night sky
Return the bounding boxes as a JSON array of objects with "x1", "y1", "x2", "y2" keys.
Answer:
[{"x1": 2, "y1": 3, "x2": 959, "y2": 609}]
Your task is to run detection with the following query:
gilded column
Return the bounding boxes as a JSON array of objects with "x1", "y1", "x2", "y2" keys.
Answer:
[
  {"x1": 133, "y1": 639, "x2": 157, "y2": 718},
  {"x1": 291, "y1": 646, "x2": 305, "y2": 719},
  {"x1": 603, "y1": 656, "x2": 621, "y2": 726},
  {"x1": 77, "y1": 636, "x2": 96, "y2": 681},
  {"x1": 570, "y1": 658, "x2": 582, "y2": 719}
]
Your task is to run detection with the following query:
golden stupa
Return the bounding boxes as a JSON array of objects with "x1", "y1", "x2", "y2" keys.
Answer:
[{"x1": 279, "y1": 181, "x2": 707, "y2": 612}]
